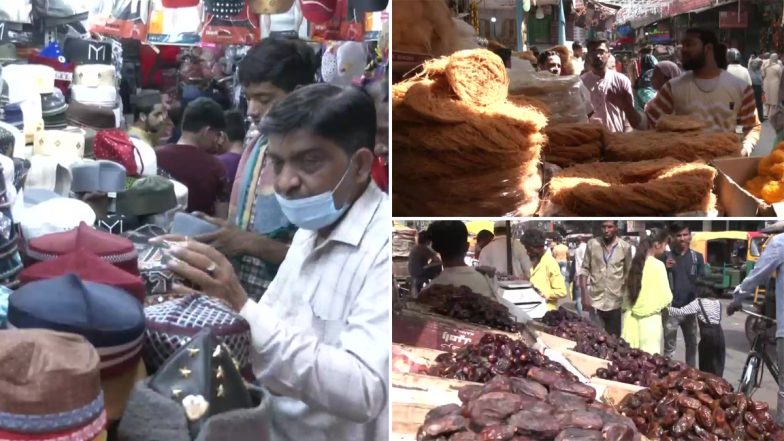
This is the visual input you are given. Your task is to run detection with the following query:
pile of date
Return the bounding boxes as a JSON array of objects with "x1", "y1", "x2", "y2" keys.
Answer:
[
  {"x1": 618, "y1": 368, "x2": 784, "y2": 440},
  {"x1": 416, "y1": 373, "x2": 641, "y2": 441}
]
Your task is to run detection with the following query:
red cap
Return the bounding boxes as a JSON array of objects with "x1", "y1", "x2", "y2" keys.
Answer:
[
  {"x1": 162, "y1": 0, "x2": 200, "y2": 7},
  {"x1": 20, "y1": 249, "x2": 146, "y2": 303},
  {"x1": 26, "y1": 222, "x2": 139, "y2": 276},
  {"x1": 301, "y1": 0, "x2": 338, "y2": 24}
]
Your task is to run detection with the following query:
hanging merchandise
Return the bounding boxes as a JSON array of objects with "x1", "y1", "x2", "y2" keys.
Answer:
[
  {"x1": 90, "y1": 0, "x2": 151, "y2": 40},
  {"x1": 201, "y1": 2, "x2": 261, "y2": 45},
  {"x1": 64, "y1": 37, "x2": 113, "y2": 65},
  {"x1": 251, "y1": 0, "x2": 296, "y2": 15},
  {"x1": 311, "y1": 0, "x2": 365, "y2": 42},
  {"x1": 147, "y1": 0, "x2": 201, "y2": 44},
  {"x1": 301, "y1": 0, "x2": 337, "y2": 24},
  {"x1": 31, "y1": 0, "x2": 90, "y2": 27},
  {"x1": 335, "y1": 41, "x2": 366, "y2": 84}
]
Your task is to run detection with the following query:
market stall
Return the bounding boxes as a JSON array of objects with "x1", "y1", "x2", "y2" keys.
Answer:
[
  {"x1": 0, "y1": 1, "x2": 389, "y2": 440},
  {"x1": 391, "y1": 0, "x2": 783, "y2": 217}
]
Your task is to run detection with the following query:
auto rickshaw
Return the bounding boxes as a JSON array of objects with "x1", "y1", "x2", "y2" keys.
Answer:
[{"x1": 690, "y1": 231, "x2": 768, "y2": 297}]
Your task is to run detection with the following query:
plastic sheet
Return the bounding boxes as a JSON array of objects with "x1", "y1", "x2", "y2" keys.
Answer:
[{"x1": 508, "y1": 71, "x2": 590, "y2": 124}]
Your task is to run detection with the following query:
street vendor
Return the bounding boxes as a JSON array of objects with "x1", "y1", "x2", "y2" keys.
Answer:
[
  {"x1": 427, "y1": 220, "x2": 499, "y2": 301},
  {"x1": 617, "y1": 28, "x2": 761, "y2": 156},
  {"x1": 522, "y1": 228, "x2": 567, "y2": 310},
  {"x1": 479, "y1": 221, "x2": 531, "y2": 279},
  {"x1": 160, "y1": 84, "x2": 389, "y2": 440},
  {"x1": 191, "y1": 38, "x2": 319, "y2": 301}
]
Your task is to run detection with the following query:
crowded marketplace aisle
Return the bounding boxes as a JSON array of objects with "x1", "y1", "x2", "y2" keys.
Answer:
[
  {"x1": 0, "y1": 1, "x2": 391, "y2": 440},
  {"x1": 392, "y1": 219, "x2": 784, "y2": 440},
  {"x1": 391, "y1": 0, "x2": 784, "y2": 217}
]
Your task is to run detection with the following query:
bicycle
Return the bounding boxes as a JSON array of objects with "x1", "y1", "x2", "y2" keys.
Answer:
[{"x1": 738, "y1": 309, "x2": 780, "y2": 397}]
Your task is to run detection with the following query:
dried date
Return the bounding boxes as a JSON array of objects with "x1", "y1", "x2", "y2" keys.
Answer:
[
  {"x1": 554, "y1": 428, "x2": 603, "y2": 441},
  {"x1": 508, "y1": 377, "x2": 548, "y2": 400},
  {"x1": 550, "y1": 379, "x2": 596, "y2": 402},
  {"x1": 478, "y1": 425, "x2": 517, "y2": 441},
  {"x1": 467, "y1": 392, "x2": 524, "y2": 427},
  {"x1": 417, "y1": 415, "x2": 467, "y2": 440},
  {"x1": 508, "y1": 410, "x2": 561, "y2": 438}
]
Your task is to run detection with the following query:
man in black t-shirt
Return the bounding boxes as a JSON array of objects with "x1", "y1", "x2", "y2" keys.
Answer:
[{"x1": 662, "y1": 222, "x2": 705, "y2": 367}]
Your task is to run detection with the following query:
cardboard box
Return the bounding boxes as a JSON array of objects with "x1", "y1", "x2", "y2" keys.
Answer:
[{"x1": 712, "y1": 157, "x2": 784, "y2": 216}]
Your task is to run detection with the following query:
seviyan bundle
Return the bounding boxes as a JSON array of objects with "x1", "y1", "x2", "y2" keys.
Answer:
[
  {"x1": 746, "y1": 141, "x2": 784, "y2": 203},
  {"x1": 604, "y1": 130, "x2": 741, "y2": 163},
  {"x1": 393, "y1": 49, "x2": 548, "y2": 216},
  {"x1": 542, "y1": 123, "x2": 606, "y2": 168},
  {"x1": 547, "y1": 158, "x2": 717, "y2": 216},
  {"x1": 391, "y1": 0, "x2": 457, "y2": 56}
]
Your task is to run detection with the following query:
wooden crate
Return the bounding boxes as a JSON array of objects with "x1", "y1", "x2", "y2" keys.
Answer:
[
  {"x1": 535, "y1": 330, "x2": 577, "y2": 351},
  {"x1": 561, "y1": 349, "x2": 610, "y2": 378}
]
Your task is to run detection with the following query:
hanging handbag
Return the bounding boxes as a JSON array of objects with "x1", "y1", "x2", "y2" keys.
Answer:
[{"x1": 94, "y1": 129, "x2": 144, "y2": 177}]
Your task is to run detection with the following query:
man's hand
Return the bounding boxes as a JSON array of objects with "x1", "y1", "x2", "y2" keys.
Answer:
[
  {"x1": 191, "y1": 212, "x2": 252, "y2": 257},
  {"x1": 164, "y1": 239, "x2": 249, "y2": 312},
  {"x1": 727, "y1": 301, "x2": 742, "y2": 316}
]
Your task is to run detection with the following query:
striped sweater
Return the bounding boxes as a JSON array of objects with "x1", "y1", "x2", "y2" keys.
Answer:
[
  {"x1": 668, "y1": 298, "x2": 722, "y2": 325},
  {"x1": 644, "y1": 70, "x2": 761, "y2": 153}
]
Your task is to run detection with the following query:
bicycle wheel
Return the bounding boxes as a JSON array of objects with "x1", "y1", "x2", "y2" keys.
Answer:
[{"x1": 739, "y1": 352, "x2": 763, "y2": 397}]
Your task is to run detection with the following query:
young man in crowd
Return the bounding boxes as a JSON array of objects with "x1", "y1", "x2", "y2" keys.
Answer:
[
  {"x1": 581, "y1": 39, "x2": 635, "y2": 133},
  {"x1": 217, "y1": 110, "x2": 247, "y2": 189},
  {"x1": 479, "y1": 221, "x2": 531, "y2": 279},
  {"x1": 128, "y1": 90, "x2": 168, "y2": 147},
  {"x1": 164, "y1": 83, "x2": 389, "y2": 440},
  {"x1": 580, "y1": 221, "x2": 634, "y2": 336},
  {"x1": 427, "y1": 221, "x2": 498, "y2": 300},
  {"x1": 193, "y1": 38, "x2": 319, "y2": 300},
  {"x1": 408, "y1": 230, "x2": 441, "y2": 296},
  {"x1": 156, "y1": 97, "x2": 230, "y2": 217},
  {"x1": 661, "y1": 222, "x2": 704, "y2": 368},
  {"x1": 475, "y1": 229, "x2": 495, "y2": 259},
  {"x1": 572, "y1": 41, "x2": 585, "y2": 74},
  {"x1": 619, "y1": 29, "x2": 761, "y2": 155},
  {"x1": 524, "y1": 229, "x2": 567, "y2": 311}
]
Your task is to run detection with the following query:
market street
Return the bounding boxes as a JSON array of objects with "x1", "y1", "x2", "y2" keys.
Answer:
[{"x1": 670, "y1": 297, "x2": 779, "y2": 407}]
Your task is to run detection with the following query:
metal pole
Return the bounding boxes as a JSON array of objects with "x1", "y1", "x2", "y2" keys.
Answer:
[{"x1": 517, "y1": 0, "x2": 524, "y2": 51}]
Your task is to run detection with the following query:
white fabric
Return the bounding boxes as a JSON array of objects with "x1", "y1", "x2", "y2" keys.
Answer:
[
  {"x1": 73, "y1": 64, "x2": 116, "y2": 87},
  {"x1": 4, "y1": 64, "x2": 55, "y2": 96},
  {"x1": 335, "y1": 42, "x2": 366, "y2": 86},
  {"x1": 33, "y1": 130, "x2": 85, "y2": 163},
  {"x1": 239, "y1": 182, "x2": 389, "y2": 441},
  {"x1": 727, "y1": 64, "x2": 752, "y2": 87},
  {"x1": 478, "y1": 235, "x2": 532, "y2": 278},
  {"x1": 430, "y1": 266, "x2": 500, "y2": 301},
  {"x1": 71, "y1": 85, "x2": 117, "y2": 107},
  {"x1": 575, "y1": 242, "x2": 587, "y2": 278},
  {"x1": 18, "y1": 197, "x2": 95, "y2": 240},
  {"x1": 129, "y1": 137, "x2": 157, "y2": 177},
  {"x1": 25, "y1": 156, "x2": 72, "y2": 196}
]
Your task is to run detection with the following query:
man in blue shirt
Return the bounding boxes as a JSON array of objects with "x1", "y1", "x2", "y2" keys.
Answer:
[{"x1": 728, "y1": 232, "x2": 784, "y2": 425}]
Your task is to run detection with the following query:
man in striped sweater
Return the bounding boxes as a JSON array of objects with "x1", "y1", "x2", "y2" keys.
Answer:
[{"x1": 613, "y1": 28, "x2": 761, "y2": 156}]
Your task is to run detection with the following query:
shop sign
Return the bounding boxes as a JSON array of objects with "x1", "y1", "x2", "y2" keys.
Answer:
[{"x1": 719, "y1": 8, "x2": 749, "y2": 28}]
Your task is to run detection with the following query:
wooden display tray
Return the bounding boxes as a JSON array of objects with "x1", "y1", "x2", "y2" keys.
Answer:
[
  {"x1": 393, "y1": 306, "x2": 534, "y2": 353},
  {"x1": 535, "y1": 330, "x2": 577, "y2": 351}
]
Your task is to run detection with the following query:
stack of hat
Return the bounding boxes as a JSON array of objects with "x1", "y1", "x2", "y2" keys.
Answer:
[
  {"x1": 29, "y1": 41, "x2": 77, "y2": 98},
  {"x1": 143, "y1": 294, "x2": 253, "y2": 379},
  {"x1": 2, "y1": 103, "x2": 23, "y2": 131},
  {"x1": 7, "y1": 275, "x2": 147, "y2": 423},
  {"x1": 63, "y1": 40, "x2": 119, "y2": 131},
  {"x1": 15, "y1": 192, "x2": 96, "y2": 241},
  {"x1": 72, "y1": 65, "x2": 118, "y2": 108},
  {"x1": 0, "y1": 158, "x2": 23, "y2": 288},
  {"x1": 0, "y1": 122, "x2": 18, "y2": 158},
  {"x1": 118, "y1": 328, "x2": 268, "y2": 441},
  {"x1": 25, "y1": 222, "x2": 139, "y2": 275},
  {"x1": 3, "y1": 64, "x2": 53, "y2": 141},
  {"x1": 41, "y1": 87, "x2": 69, "y2": 129},
  {"x1": 20, "y1": 249, "x2": 146, "y2": 302},
  {"x1": 0, "y1": 329, "x2": 108, "y2": 440}
]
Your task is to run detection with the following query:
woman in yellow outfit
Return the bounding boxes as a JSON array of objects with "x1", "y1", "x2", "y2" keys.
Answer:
[
  {"x1": 523, "y1": 229, "x2": 567, "y2": 310},
  {"x1": 621, "y1": 228, "x2": 673, "y2": 354}
]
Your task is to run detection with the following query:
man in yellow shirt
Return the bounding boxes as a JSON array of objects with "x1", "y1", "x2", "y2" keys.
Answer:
[{"x1": 523, "y1": 229, "x2": 567, "y2": 310}]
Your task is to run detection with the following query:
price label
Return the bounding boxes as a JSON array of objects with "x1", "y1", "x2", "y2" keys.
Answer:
[{"x1": 54, "y1": 71, "x2": 73, "y2": 82}]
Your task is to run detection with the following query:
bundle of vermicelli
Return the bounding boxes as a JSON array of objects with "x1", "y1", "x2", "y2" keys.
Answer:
[
  {"x1": 604, "y1": 130, "x2": 741, "y2": 162},
  {"x1": 391, "y1": 0, "x2": 457, "y2": 56},
  {"x1": 655, "y1": 114, "x2": 707, "y2": 132},
  {"x1": 547, "y1": 158, "x2": 717, "y2": 216},
  {"x1": 393, "y1": 49, "x2": 548, "y2": 217},
  {"x1": 746, "y1": 141, "x2": 784, "y2": 203},
  {"x1": 542, "y1": 123, "x2": 606, "y2": 168}
]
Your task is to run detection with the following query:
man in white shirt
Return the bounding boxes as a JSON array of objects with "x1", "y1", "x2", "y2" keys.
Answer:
[
  {"x1": 428, "y1": 220, "x2": 499, "y2": 301},
  {"x1": 162, "y1": 84, "x2": 388, "y2": 441},
  {"x1": 478, "y1": 221, "x2": 532, "y2": 279}
]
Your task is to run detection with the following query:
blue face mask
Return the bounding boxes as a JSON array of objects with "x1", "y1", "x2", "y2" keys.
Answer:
[{"x1": 275, "y1": 161, "x2": 354, "y2": 231}]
